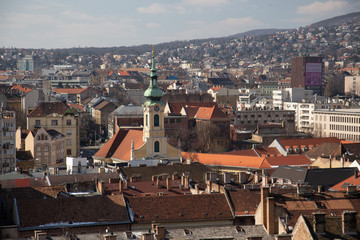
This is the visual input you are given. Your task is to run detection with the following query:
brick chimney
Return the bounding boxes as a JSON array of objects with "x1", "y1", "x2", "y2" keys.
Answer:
[
  {"x1": 152, "y1": 175, "x2": 156, "y2": 181},
  {"x1": 239, "y1": 172, "x2": 248, "y2": 184},
  {"x1": 194, "y1": 184, "x2": 199, "y2": 194},
  {"x1": 184, "y1": 175, "x2": 189, "y2": 189},
  {"x1": 97, "y1": 181, "x2": 104, "y2": 195},
  {"x1": 342, "y1": 211, "x2": 357, "y2": 235},
  {"x1": 155, "y1": 226, "x2": 165, "y2": 240},
  {"x1": 266, "y1": 197, "x2": 276, "y2": 234},
  {"x1": 206, "y1": 180, "x2": 212, "y2": 193},
  {"x1": 166, "y1": 177, "x2": 171, "y2": 190},
  {"x1": 141, "y1": 233, "x2": 154, "y2": 240},
  {"x1": 254, "y1": 173, "x2": 259, "y2": 184},
  {"x1": 223, "y1": 172, "x2": 231, "y2": 184},
  {"x1": 347, "y1": 185, "x2": 357, "y2": 194},
  {"x1": 312, "y1": 212, "x2": 326, "y2": 234},
  {"x1": 119, "y1": 180, "x2": 124, "y2": 193},
  {"x1": 156, "y1": 177, "x2": 160, "y2": 188},
  {"x1": 261, "y1": 186, "x2": 270, "y2": 228}
]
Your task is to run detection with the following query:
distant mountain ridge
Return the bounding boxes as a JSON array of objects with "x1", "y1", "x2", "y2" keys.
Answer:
[{"x1": 226, "y1": 28, "x2": 287, "y2": 39}]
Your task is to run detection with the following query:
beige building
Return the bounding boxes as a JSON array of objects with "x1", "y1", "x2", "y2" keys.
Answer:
[
  {"x1": 344, "y1": 75, "x2": 360, "y2": 95},
  {"x1": 207, "y1": 87, "x2": 241, "y2": 109},
  {"x1": 24, "y1": 127, "x2": 65, "y2": 167},
  {"x1": 27, "y1": 102, "x2": 80, "y2": 158},
  {"x1": 313, "y1": 108, "x2": 360, "y2": 141},
  {"x1": 0, "y1": 110, "x2": 16, "y2": 174}
]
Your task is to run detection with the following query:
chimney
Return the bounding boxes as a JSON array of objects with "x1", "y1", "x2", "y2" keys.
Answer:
[
  {"x1": 312, "y1": 212, "x2": 326, "y2": 234},
  {"x1": 141, "y1": 233, "x2": 154, "y2": 240},
  {"x1": 194, "y1": 184, "x2": 199, "y2": 194},
  {"x1": 266, "y1": 197, "x2": 276, "y2": 234},
  {"x1": 341, "y1": 154, "x2": 345, "y2": 168},
  {"x1": 119, "y1": 180, "x2": 124, "y2": 193},
  {"x1": 239, "y1": 172, "x2": 248, "y2": 184},
  {"x1": 297, "y1": 184, "x2": 313, "y2": 196},
  {"x1": 184, "y1": 175, "x2": 189, "y2": 189},
  {"x1": 206, "y1": 180, "x2": 212, "y2": 193},
  {"x1": 329, "y1": 155, "x2": 332, "y2": 168},
  {"x1": 152, "y1": 175, "x2": 156, "y2": 181},
  {"x1": 347, "y1": 185, "x2": 357, "y2": 194},
  {"x1": 261, "y1": 186, "x2": 270, "y2": 228},
  {"x1": 254, "y1": 173, "x2": 259, "y2": 184},
  {"x1": 166, "y1": 177, "x2": 171, "y2": 190},
  {"x1": 223, "y1": 172, "x2": 231, "y2": 184},
  {"x1": 317, "y1": 185, "x2": 323, "y2": 193},
  {"x1": 342, "y1": 211, "x2": 357, "y2": 235},
  {"x1": 275, "y1": 235, "x2": 292, "y2": 240},
  {"x1": 156, "y1": 177, "x2": 160, "y2": 188},
  {"x1": 155, "y1": 226, "x2": 165, "y2": 240}
]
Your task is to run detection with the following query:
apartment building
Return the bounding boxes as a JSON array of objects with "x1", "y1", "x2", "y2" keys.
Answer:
[
  {"x1": 0, "y1": 110, "x2": 16, "y2": 174},
  {"x1": 273, "y1": 87, "x2": 313, "y2": 110},
  {"x1": 234, "y1": 109, "x2": 295, "y2": 130},
  {"x1": 344, "y1": 75, "x2": 360, "y2": 95},
  {"x1": 283, "y1": 101, "x2": 343, "y2": 133},
  {"x1": 27, "y1": 102, "x2": 80, "y2": 158},
  {"x1": 313, "y1": 108, "x2": 360, "y2": 141}
]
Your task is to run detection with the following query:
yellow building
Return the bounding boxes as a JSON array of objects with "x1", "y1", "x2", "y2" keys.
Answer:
[{"x1": 27, "y1": 102, "x2": 80, "y2": 159}]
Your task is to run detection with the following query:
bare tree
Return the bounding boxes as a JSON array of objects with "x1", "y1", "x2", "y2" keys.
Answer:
[{"x1": 194, "y1": 123, "x2": 221, "y2": 153}]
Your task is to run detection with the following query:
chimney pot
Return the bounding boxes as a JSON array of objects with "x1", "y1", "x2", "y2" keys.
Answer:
[
  {"x1": 312, "y1": 212, "x2": 326, "y2": 234},
  {"x1": 342, "y1": 211, "x2": 357, "y2": 234}
]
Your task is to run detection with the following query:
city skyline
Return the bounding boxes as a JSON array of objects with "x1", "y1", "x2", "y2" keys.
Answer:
[{"x1": 1, "y1": 0, "x2": 360, "y2": 49}]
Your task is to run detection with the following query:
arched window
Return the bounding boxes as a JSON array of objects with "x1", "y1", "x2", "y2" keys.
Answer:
[
  {"x1": 154, "y1": 141, "x2": 160, "y2": 153},
  {"x1": 154, "y1": 114, "x2": 159, "y2": 127}
]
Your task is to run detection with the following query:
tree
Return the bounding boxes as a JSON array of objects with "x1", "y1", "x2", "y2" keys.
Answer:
[
  {"x1": 80, "y1": 114, "x2": 96, "y2": 145},
  {"x1": 194, "y1": 123, "x2": 221, "y2": 153}
]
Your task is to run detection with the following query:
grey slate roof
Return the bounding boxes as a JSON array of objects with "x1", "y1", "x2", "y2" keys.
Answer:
[
  {"x1": 271, "y1": 165, "x2": 357, "y2": 189},
  {"x1": 111, "y1": 104, "x2": 143, "y2": 117}
]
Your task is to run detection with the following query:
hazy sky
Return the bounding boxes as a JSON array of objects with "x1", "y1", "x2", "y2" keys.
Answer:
[{"x1": 1, "y1": 0, "x2": 359, "y2": 49}]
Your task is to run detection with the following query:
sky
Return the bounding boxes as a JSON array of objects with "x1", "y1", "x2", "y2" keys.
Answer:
[{"x1": 1, "y1": 0, "x2": 360, "y2": 49}]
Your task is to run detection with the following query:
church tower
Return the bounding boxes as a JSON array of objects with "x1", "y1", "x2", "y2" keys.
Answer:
[{"x1": 142, "y1": 47, "x2": 168, "y2": 158}]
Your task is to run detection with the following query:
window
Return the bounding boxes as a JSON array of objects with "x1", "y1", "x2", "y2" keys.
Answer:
[
  {"x1": 176, "y1": 118, "x2": 181, "y2": 123},
  {"x1": 170, "y1": 118, "x2": 175, "y2": 124},
  {"x1": 146, "y1": 114, "x2": 148, "y2": 126},
  {"x1": 154, "y1": 114, "x2": 159, "y2": 127},
  {"x1": 66, "y1": 130, "x2": 71, "y2": 136},
  {"x1": 35, "y1": 120, "x2": 41, "y2": 127},
  {"x1": 52, "y1": 120, "x2": 58, "y2": 126},
  {"x1": 67, "y1": 149, "x2": 72, "y2": 155},
  {"x1": 66, "y1": 120, "x2": 71, "y2": 126},
  {"x1": 154, "y1": 141, "x2": 160, "y2": 152},
  {"x1": 44, "y1": 145, "x2": 49, "y2": 152},
  {"x1": 67, "y1": 139, "x2": 72, "y2": 146},
  {"x1": 37, "y1": 145, "x2": 41, "y2": 152}
]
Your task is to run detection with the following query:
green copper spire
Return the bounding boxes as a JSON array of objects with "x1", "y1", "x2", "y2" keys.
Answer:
[{"x1": 144, "y1": 46, "x2": 164, "y2": 105}]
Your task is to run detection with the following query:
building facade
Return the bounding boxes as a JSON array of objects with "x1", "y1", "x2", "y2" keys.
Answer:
[
  {"x1": 344, "y1": 75, "x2": 360, "y2": 96},
  {"x1": 291, "y1": 56, "x2": 323, "y2": 95},
  {"x1": 0, "y1": 110, "x2": 16, "y2": 173},
  {"x1": 313, "y1": 109, "x2": 360, "y2": 141},
  {"x1": 27, "y1": 102, "x2": 80, "y2": 158},
  {"x1": 17, "y1": 55, "x2": 40, "y2": 72}
]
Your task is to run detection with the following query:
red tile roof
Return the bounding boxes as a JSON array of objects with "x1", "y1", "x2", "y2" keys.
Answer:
[
  {"x1": 210, "y1": 86, "x2": 223, "y2": 92},
  {"x1": 11, "y1": 84, "x2": 32, "y2": 94},
  {"x1": 254, "y1": 147, "x2": 281, "y2": 157},
  {"x1": 223, "y1": 149, "x2": 258, "y2": 157},
  {"x1": 94, "y1": 129, "x2": 130, "y2": 159},
  {"x1": 330, "y1": 172, "x2": 360, "y2": 191},
  {"x1": 117, "y1": 70, "x2": 130, "y2": 76},
  {"x1": 264, "y1": 155, "x2": 311, "y2": 167},
  {"x1": 167, "y1": 102, "x2": 216, "y2": 115},
  {"x1": 126, "y1": 193, "x2": 233, "y2": 224},
  {"x1": 227, "y1": 189, "x2": 261, "y2": 216},
  {"x1": 277, "y1": 137, "x2": 341, "y2": 150},
  {"x1": 182, "y1": 152, "x2": 271, "y2": 169},
  {"x1": 111, "y1": 130, "x2": 144, "y2": 162},
  {"x1": 52, "y1": 87, "x2": 88, "y2": 94},
  {"x1": 195, "y1": 105, "x2": 228, "y2": 120}
]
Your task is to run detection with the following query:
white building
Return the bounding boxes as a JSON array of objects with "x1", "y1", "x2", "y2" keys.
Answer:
[
  {"x1": 313, "y1": 108, "x2": 360, "y2": 141},
  {"x1": 0, "y1": 110, "x2": 16, "y2": 174},
  {"x1": 284, "y1": 101, "x2": 343, "y2": 133},
  {"x1": 344, "y1": 75, "x2": 360, "y2": 95},
  {"x1": 66, "y1": 157, "x2": 87, "y2": 174},
  {"x1": 272, "y1": 88, "x2": 313, "y2": 110}
]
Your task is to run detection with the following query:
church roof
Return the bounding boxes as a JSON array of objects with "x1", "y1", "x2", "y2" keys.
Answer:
[
  {"x1": 195, "y1": 105, "x2": 229, "y2": 120},
  {"x1": 94, "y1": 129, "x2": 130, "y2": 159},
  {"x1": 111, "y1": 130, "x2": 145, "y2": 162},
  {"x1": 144, "y1": 48, "x2": 163, "y2": 105}
]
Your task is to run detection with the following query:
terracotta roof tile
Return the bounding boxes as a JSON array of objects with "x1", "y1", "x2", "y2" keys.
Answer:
[
  {"x1": 94, "y1": 129, "x2": 131, "y2": 159},
  {"x1": 277, "y1": 137, "x2": 341, "y2": 151},
  {"x1": 182, "y1": 152, "x2": 270, "y2": 169},
  {"x1": 52, "y1": 87, "x2": 88, "y2": 94},
  {"x1": 122, "y1": 180, "x2": 191, "y2": 197},
  {"x1": 111, "y1": 130, "x2": 144, "y2": 162},
  {"x1": 223, "y1": 149, "x2": 258, "y2": 157},
  {"x1": 11, "y1": 84, "x2": 32, "y2": 94},
  {"x1": 227, "y1": 188, "x2": 261, "y2": 216},
  {"x1": 126, "y1": 193, "x2": 233, "y2": 224},
  {"x1": 195, "y1": 106, "x2": 228, "y2": 120},
  {"x1": 330, "y1": 172, "x2": 360, "y2": 191},
  {"x1": 117, "y1": 70, "x2": 130, "y2": 76}
]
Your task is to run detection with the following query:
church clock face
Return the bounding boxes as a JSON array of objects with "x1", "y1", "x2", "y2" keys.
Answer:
[{"x1": 154, "y1": 105, "x2": 160, "y2": 112}]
